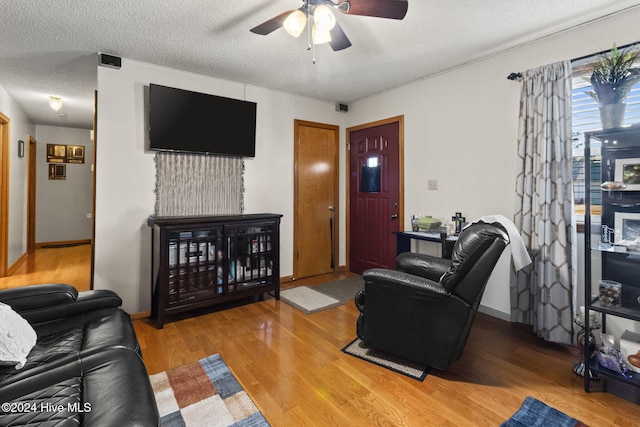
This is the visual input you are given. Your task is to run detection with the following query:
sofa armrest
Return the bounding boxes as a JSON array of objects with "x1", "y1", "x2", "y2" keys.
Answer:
[
  {"x1": 395, "y1": 252, "x2": 451, "y2": 282},
  {"x1": 0, "y1": 284, "x2": 123, "y2": 325},
  {"x1": 0, "y1": 284, "x2": 78, "y2": 310}
]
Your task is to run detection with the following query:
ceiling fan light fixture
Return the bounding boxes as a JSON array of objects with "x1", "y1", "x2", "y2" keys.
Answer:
[
  {"x1": 312, "y1": 24, "x2": 332, "y2": 45},
  {"x1": 283, "y1": 9, "x2": 307, "y2": 37},
  {"x1": 313, "y1": 4, "x2": 336, "y2": 31},
  {"x1": 49, "y1": 96, "x2": 63, "y2": 111}
]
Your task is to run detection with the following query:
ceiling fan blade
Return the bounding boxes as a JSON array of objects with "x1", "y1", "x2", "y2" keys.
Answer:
[
  {"x1": 329, "y1": 21, "x2": 351, "y2": 51},
  {"x1": 250, "y1": 10, "x2": 295, "y2": 35},
  {"x1": 341, "y1": 0, "x2": 408, "y2": 20}
]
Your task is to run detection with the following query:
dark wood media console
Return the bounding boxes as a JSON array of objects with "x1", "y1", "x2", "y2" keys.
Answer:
[{"x1": 148, "y1": 213, "x2": 282, "y2": 328}]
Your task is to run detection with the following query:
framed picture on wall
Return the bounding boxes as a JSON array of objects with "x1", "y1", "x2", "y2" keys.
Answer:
[
  {"x1": 615, "y1": 157, "x2": 640, "y2": 191},
  {"x1": 48, "y1": 164, "x2": 66, "y2": 180},
  {"x1": 67, "y1": 145, "x2": 85, "y2": 164},
  {"x1": 47, "y1": 144, "x2": 67, "y2": 163}
]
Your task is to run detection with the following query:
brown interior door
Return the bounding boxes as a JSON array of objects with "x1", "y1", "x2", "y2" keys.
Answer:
[
  {"x1": 349, "y1": 119, "x2": 402, "y2": 274},
  {"x1": 294, "y1": 120, "x2": 339, "y2": 279}
]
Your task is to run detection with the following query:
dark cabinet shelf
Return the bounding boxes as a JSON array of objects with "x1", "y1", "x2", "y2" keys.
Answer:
[
  {"x1": 588, "y1": 356, "x2": 640, "y2": 387},
  {"x1": 589, "y1": 299, "x2": 640, "y2": 323},
  {"x1": 148, "y1": 213, "x2": 282, "y2": 328}
]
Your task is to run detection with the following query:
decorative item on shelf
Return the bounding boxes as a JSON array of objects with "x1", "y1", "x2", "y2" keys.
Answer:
[
  {"x1": 620, "y1": 330, "x2": 640, "y2": 374},
  {"x1": 410, "y1": 215, "x2": 419, "y2": 232},
  {"x1": 586, "y1": 44, "x2": 640, "y2": 129},
  {"x1": 600, "y1": 181, "x2": 627, "y2": 191},
  {"x1": 598, "y1": 333, "x2": 633, "y2": 379},
  {"x1": 573, "y1": 311, "x2": 601, "y2": 380},
  {"x1": 416, "y1": 216, "x2": 442, "y2": 232},
  {"x1": 601, "y1": 225, "x2": 615, "y2": 248},
  {"x1": 451, "y1": 212, "x2": 465, "y2": 236},
  {"x1": 599, "y1": 279, "x2": 622, "y2": 306}
]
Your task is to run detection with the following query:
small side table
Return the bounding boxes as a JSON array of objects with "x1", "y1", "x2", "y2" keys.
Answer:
[
  {"x1": 393, "y1": 231, "x2": 457, "y2": 259},
  {"x1": 573, "y1": 314, "x2": 601, "y2": 380}
]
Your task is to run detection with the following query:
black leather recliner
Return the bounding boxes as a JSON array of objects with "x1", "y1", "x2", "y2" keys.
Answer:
[{"x1": 355, "y1": 222, "x2": 509, "y2": 371}]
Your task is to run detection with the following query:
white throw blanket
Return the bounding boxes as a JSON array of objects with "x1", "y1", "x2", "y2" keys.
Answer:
[{"x1": 466, "y1": 214, "x2": 532, "y2": 271}]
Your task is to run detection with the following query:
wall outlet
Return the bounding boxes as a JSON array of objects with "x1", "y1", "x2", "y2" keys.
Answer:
[{"x1": 428, "y1": 179, "x2": 438, "y2": 190}]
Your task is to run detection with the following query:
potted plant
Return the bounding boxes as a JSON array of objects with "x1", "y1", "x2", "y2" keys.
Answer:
[{"x1": 587, "y1": 45, "x2": 640, "y2": 129}]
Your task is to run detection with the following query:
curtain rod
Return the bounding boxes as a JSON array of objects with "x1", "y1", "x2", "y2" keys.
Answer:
[{"x1": 506, "y1": 40, "x2": 640, "y2": 81}]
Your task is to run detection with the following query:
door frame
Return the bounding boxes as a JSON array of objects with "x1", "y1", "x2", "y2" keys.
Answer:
[
  {"x1": 0, "y1": 112, "x2": 8, "y2": 277},
  {"x1": 346, "y1": 115, "x2": 404, "y2": 272},
  {"x1": 27, "y1": 135, "x2": 37, "y2": 253},
  {"x1": 90, "y1": 90, "x2": 97, "y2": 289},
  {"x1": 293, "y1": 119, "x2": 340, "y2": 280}
]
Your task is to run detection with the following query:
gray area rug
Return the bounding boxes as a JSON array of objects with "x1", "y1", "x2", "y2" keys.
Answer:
[
  {"x1": 279, "y1": 276, "x2": 364, "y2": 315},
  {"x1": 342, "y1": 338, "x2": 428, "y2": 381},
  {"x1": 279, "y1": 286, "x2": 342, "y2": 314},
  {"x1": 313, "y1": 276, "x2": 364, "y2": 301}
]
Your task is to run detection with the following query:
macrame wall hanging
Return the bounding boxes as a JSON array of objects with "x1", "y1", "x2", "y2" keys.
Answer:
[{"x1": 154, "y1": 152, "x2": 244, "y2": 216}]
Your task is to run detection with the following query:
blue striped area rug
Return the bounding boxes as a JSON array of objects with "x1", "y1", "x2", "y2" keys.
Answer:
[
  {"x1": 502, "y1": 397, "x2": 587, "y2": 427},
  {"x1": 150, "y1": 354, "x2": 270, "y2": 427}
]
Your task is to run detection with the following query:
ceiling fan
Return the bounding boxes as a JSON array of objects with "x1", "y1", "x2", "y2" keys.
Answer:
[{"x1": 250, "y1": 0, "x2": 409, "y2": 52}]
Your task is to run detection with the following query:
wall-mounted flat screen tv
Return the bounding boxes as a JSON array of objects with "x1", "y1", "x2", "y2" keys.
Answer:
[{"x1": 149, "y1": 84, "x2": 257, "y2": 157}]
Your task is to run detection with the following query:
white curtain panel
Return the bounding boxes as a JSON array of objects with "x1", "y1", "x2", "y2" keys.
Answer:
[
  {"x1": 513, "y1": 60, "x2": 577, "y2": 345},
  {"x1": 154, "y1": 152, "x2": 244, "y2": 216}
]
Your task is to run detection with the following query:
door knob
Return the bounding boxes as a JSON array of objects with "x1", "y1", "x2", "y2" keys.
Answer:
[
  {"x1": 390, "y1": 214, "x2": 398, "y2": 220},
  {"x1": 329, "y1": 206, "x2": 336, "y2": 212}
]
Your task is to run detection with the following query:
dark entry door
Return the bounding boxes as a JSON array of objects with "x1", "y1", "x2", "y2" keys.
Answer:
[{"x1": 349, "y1": 119, "x2": 402, "y2": 274}]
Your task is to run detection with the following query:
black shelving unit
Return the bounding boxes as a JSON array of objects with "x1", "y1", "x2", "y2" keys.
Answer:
[
  {"x1": 583, "y1": 127, "x2": 640, "y2": 393},
  {"x1": 148, "y1": 213, "x2": 282, "y2": 328}
]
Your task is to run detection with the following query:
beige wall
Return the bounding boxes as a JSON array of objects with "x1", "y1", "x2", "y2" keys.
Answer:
[
  {"x1": 347, "y1": 7, "x2": 640, "y2": 328},
  {"x1": 95, "y1": 7, "x2": 640, "y2": 328},
  {"x1": 95, "y1": 59, "x2": 346, "y2": 313}
]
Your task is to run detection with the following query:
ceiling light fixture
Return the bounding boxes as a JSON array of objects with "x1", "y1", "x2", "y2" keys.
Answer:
[
  {"x1": 283, "y1": 9, "x2": 307, "y2": 37},
  {"x1": 49, "y1": 96, "x2": 63, "y2": 111},
  {"x1": 251, "y1": 0, "x2": 408, "y2": 55},
  {"x1": 282, "y1": 2, "x2": 338, "y2": 53},
  {"x1": 313, "y1": 4, "x2": 336, "y2": 32},
  {"x1": 312, "y1": 25, "x2": 332, "y2": 45}
]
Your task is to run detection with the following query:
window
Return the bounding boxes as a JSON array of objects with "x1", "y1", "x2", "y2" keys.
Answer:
[{"x1": 571, "y1": 44, "x2": 640, "y2": 217}]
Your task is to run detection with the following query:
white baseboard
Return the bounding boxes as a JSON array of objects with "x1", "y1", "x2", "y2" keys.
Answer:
[{"x1": 478, "y1": 304, "x2": 511, "y2": 322}]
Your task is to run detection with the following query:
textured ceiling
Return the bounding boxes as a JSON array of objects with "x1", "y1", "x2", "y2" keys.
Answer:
[{"x1": 1, "y1": 1, "x2": 640, "y2": 129}]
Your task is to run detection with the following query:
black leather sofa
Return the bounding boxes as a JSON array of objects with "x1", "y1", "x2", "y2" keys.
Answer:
[
  {"x1": 355, "y1": 222, "x2": 509, "y2": 371},
  {"x1": 0, "y1": 284, "x2": 159, "y2": 426}
]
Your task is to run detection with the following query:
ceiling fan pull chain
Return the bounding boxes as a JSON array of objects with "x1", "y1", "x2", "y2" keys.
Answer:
[
  {"x1": 307, "y1": 10, "x2": 312, "y2": 51},
  {"x1": 307, "y1": 10, "x2": 316, "y2": 64}
]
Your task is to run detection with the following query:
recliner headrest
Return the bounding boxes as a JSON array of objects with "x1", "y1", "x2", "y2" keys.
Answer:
[{"x1": 440, "y1": 222, "x2": 508, "y2": 292}]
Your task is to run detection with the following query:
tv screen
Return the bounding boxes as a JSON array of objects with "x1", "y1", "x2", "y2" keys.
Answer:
[{"x1": 149, "y1": 84, "x2": 257, "y2": 157}]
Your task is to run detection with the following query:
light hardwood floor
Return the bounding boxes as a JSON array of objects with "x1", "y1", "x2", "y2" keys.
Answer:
[
  {"x1": 3, "y1": 246, "x2": 640, "y2": 426},
  {"x1": 0, "y1": 244, "x2": 91, "y2": 291}
]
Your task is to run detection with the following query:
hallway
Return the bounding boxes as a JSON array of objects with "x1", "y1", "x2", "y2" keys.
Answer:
[{"x1": 0, "y1": 244, "x2": 91, "y2": 290}]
